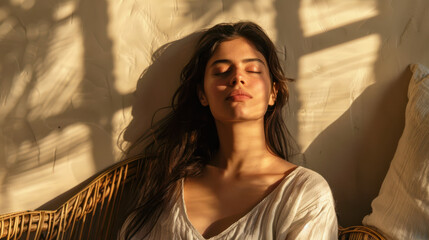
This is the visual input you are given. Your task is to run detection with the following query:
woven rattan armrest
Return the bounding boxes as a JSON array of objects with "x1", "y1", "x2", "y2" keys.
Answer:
[
  {"x1": 339, "y1": 225, "x2": 386, "y2": 240},
  {"x1": 0, "y1": 157, "x2": 140, "y2": 240}
]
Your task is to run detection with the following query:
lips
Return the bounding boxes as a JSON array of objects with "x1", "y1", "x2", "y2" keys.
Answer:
[{"x1": 226, "y1": 89, "x2": 252, "y2": 102}]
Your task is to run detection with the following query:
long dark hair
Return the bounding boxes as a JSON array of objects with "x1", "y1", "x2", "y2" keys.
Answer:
[{"x1": 120, "y1": 21, "x2": 293, "y2": 239}]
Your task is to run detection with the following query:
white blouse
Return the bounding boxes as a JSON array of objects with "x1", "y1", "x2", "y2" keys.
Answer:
[{"x1": 135, "y1": 166, "x2": 338, "y2": 239}]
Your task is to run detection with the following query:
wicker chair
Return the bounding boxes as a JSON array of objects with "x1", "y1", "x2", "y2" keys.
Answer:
[
  {"x1": 0, "y1": 157, "x2": 139, "y2": 240},
  {"x1": 339, "y1": 226, "x2": 386, "y2": 240},
  {"x1": 0, "y1": 158, "x2": 385, "y2": 240}
]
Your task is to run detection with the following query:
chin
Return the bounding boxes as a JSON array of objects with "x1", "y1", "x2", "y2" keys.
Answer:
[
  {"x1": 216, "y1": 114, "x2": 265, "y2": 123},
  {"x1": 210, "y1": 107, "x2": 266, "y2": 123}
]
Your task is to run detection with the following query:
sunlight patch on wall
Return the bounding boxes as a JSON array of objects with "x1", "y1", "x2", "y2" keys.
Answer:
[
  {"x1": 296, "y1": 33, "x2": 380, "y2": 151},
  {"x1": 209, "y1": 0, "x2": 277, "y2": 38},
  {"x1": 109, "y1": 0, "x2": 168, "y2": 95},
  {"x1": 27, "y1": 17, "x2": 83, "y2": 120},
  {"x1": 0, "y1": 13, "x2": 15, "y2": 38},
  {"x1": 300, "y1": 0, "x2": 378, "y2": 37},
  {"x1": 53, "y1": 0, "x2": 77, "y2": 21},
  {"x1": 9, "y1": 0, "x2": 35, "y2": 10}
]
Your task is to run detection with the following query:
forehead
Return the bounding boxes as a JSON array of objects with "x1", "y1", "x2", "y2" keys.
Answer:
[{"x1": 207, "y1": 37, "x2": 267, "y2": 65}]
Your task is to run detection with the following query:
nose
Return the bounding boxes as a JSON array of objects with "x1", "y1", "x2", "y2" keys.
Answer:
[{"x1": 230, "y1": 69, "x2": 246, "y2": 86}]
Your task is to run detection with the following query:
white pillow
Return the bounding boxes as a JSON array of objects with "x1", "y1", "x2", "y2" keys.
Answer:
[{"x1": 363, "y1": 63, "x2": 429, "y2": 240}]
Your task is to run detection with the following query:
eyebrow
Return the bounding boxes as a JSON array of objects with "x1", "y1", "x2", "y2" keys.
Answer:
[{"x1": 210, "y1": 58, "x2": 265, "y2": 67}]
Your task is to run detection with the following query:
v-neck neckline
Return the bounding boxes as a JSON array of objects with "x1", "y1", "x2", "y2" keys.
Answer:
[{"x1": 179, "y1": 166, "x2": 300, "y2": 240}]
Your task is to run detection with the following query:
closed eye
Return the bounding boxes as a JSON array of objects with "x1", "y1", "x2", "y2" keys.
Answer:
[
  {"x1": 245, "y1": 64, "x2": 262, "y2": 74},
  {"x1": 247, "y1": 70, "x2": 261, "y2": 74},
  {"x1": 213, "y1": 68, "x2": 232, "y2": 76}
]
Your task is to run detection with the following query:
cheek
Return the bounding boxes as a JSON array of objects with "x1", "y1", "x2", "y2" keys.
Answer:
[
  {"x1": 252, "y1": 78, "x2": 272, "y2": 101},
  {"x1": 204, "y1": 80, "x2": 226, "y2": 101}
]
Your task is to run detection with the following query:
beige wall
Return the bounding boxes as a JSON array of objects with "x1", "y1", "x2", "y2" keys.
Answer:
[{"x1": 1, "y1": 0, "x2": 428, "y2": 226}]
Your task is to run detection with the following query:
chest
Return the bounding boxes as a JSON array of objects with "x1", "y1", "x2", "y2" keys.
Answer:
[{"x1": 182, "y1": 178, "x2": 280, "y2": 238}]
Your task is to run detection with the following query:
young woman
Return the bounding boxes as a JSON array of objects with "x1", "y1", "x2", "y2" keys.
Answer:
[{"x1": 120, "y1": 21, "x2": 338, "y2": 239}]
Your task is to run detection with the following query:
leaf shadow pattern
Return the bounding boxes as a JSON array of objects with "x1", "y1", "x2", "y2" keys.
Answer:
[{"x1": 0, "y1": 0, "x2": 124, "y2": 213}]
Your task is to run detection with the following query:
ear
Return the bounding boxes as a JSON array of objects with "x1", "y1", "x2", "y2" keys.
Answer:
[
  {"x1": 198, "y1": 88, "x2": 209, "y2": 106},
  {"x1": 268, "y1": 82, "x2": 278, "y2": 106}
]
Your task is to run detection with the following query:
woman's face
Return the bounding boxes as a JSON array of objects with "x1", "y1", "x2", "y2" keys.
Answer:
[{"x1": 199, "y1": 37, "x2": 276, "y2": 123}]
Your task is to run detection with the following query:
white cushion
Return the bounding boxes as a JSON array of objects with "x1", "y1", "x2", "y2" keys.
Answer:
[{"x1": 363, "y1": 63, "x2": 429, "y2": 240}]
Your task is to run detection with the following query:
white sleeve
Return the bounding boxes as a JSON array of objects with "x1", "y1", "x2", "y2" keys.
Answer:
[
  {"x1": 276, "y1": 171, "x2": 338, "y2": 240},
  {"x1": 285, "y1": 196, "x2": 338, "y2": 240}
]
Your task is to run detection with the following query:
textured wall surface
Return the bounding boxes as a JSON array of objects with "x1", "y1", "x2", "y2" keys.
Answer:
[{"x1": 1, "y1": 0, "x2": 428, "y2": 226}]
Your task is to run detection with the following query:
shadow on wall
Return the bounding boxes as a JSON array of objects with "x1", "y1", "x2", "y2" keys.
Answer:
[
  {"x1": 0, "y1": 0, "x2": 122, "y2": 212},
  {"x1": 304, "y1": 68, "x2": 410, "y2": 225},
  {"x1": 39, "y1": 32, "x2": 204, "y2": 210},
  {"x1": 274, "y1": 0, "x2": 414, "y2": 226},
  {"x1": 122, "y1": 32, "x2": 201, "y2": 155}
]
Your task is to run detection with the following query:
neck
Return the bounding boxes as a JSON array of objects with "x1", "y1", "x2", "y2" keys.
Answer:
[{"x1": 210, "y1": 119, "x2": 274, "y2": 176}]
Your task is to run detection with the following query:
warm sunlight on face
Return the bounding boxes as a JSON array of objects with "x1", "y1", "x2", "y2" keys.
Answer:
[{"x1": 201, "y1": 37, "x2": 275, "y2": 123}]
